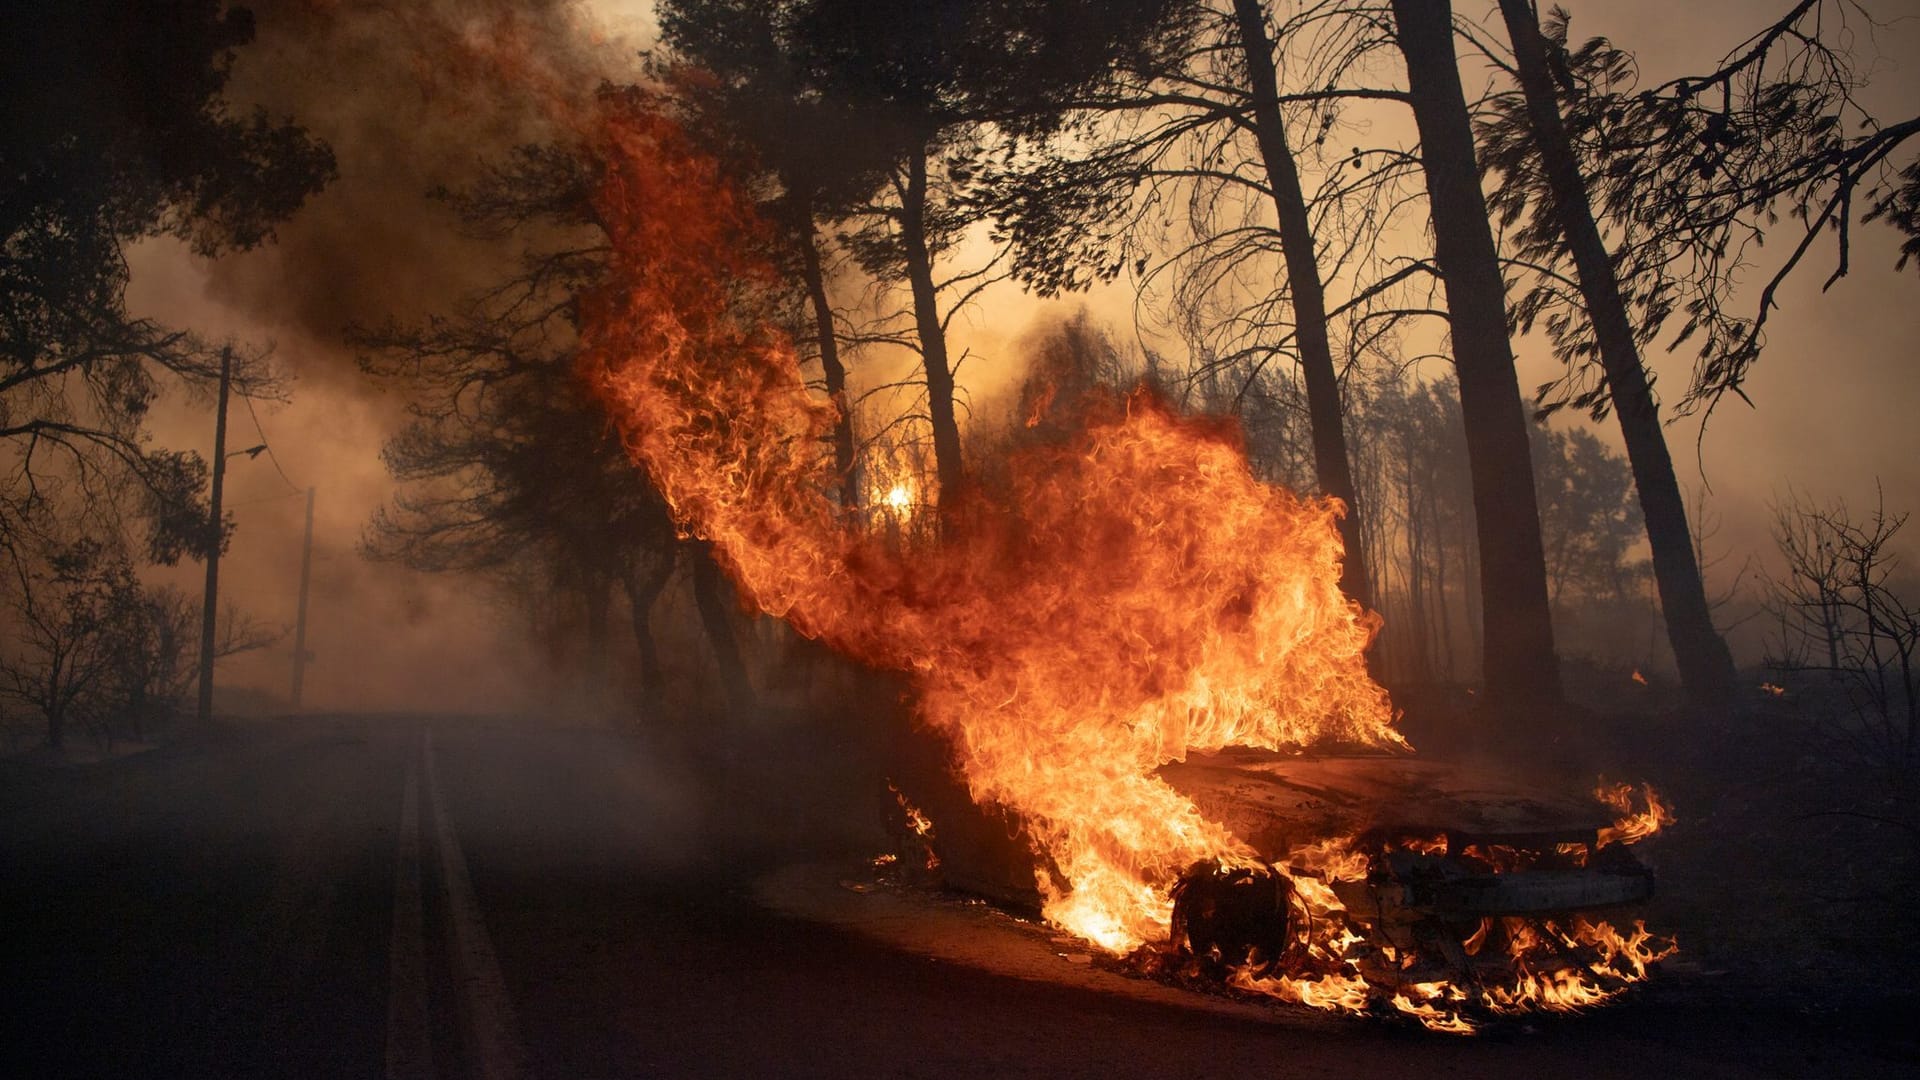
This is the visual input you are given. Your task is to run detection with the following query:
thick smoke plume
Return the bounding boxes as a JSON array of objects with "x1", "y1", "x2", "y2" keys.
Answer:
[{"x1": 127, "y1": 1, "x2": 649, "y2": 713}]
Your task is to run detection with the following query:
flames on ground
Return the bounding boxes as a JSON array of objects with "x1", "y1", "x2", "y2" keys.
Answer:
[
  {"x1": 1172, "y1": 782, "x2": 1674, "y2": 1032},
  {"x1": 575, "y1": 95, "x2": 1670, "y2": 1031}
]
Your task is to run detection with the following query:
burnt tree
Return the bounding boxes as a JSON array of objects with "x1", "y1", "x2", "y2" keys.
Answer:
[
  {"x1": 1228, "y1": 0, "x2": 1373, "y2": 610},
  {"x1": 653, "y1": 0, "x2": 882, "y2": 510},
  {"x1": 1391, "y1": 0, "x2": 1563, "y2": 719},
  {"x1": 1493, "y1": 0, "x2": 1734, "y2": 709},
  {"x1": 358, "y1": 145, "x2": 706, "y2": 712},
  {"x1": 977, "y1": 0, "x2": 1412, "y2": 613},
  {"x1": 789, "y1": 0, "x2": 1195, "y2": 505}
]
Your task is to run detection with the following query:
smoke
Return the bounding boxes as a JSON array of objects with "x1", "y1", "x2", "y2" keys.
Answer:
[
  {"x1": 204, "y1": 1, "x2": 642, "y2": 372},
  {"x1": 116, "y1": 0, "x2": 656, "y2": 714}
]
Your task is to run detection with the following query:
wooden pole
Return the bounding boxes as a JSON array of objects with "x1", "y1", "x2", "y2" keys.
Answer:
[{"x1": 291, "y1": 485, "x2": 315, "y2": 708}]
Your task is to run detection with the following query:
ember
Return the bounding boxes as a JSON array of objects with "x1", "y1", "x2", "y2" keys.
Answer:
[{"x1": 889, "y1": 781, "x2": 940, "y2": 873}]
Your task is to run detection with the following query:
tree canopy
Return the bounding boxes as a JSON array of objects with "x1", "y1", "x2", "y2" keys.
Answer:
[{"x1": 1, "y1": 0, "x2": 334, "y2": 557}]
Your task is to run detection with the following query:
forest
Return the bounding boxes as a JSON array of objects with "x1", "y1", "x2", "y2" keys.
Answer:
[{"x1": 361, "y1": 0, "x2": 1920, "y2": 748}]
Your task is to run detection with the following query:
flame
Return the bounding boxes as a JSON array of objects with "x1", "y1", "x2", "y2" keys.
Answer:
[
  {"x1": 1215, "y1": 778, "x2": 1676, "y2": 1030},
  {"x1": 577, "y1": 95, "x2": 1399, "y2": 952},
  {"x1": 1229, "y1": 835, "x2": 1677, "y2": 1031},
  {"x1": 1594, "y1": 781, "x2": 1674, "y2": 847},
  {"x1": 890, "y1": 782, "x2": 936, "y2": 840},
  {"x1": 1390, "y1": 988, "x2": 1479, "y2": 1035},
  {"x1": 571, "y1": 96, "x2": 1670, "y2": 1030}
]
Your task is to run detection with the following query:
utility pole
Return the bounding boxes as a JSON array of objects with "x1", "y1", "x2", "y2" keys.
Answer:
[
  {"x1": 196, "y1": 346, "x2": 233, "y2": 727},
  {"x1": 290, "y1": 486, "x2": 315, "y2": 708}
]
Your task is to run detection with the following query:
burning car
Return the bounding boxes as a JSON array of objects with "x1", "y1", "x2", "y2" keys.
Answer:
[{"x1": 887, "y1": 749, "x2": 1674, "y2": 1032}]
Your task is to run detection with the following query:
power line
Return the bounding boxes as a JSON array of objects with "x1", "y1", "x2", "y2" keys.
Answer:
[
  {"x1": 224, "y1": 491, "x2": 309, "y2": 510},
  {"x1": 241, "y1": 392, "x2": 303, "y2": 495}
]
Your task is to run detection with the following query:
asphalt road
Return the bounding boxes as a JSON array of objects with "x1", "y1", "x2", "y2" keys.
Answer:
[{"x1": 0, "y1": 714, "x2": 1910, "y2": 1079}]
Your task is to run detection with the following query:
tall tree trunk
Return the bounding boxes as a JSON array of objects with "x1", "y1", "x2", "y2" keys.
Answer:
[
  {"x1": 898, "y1": 145, "x2": 965, "y2": 502},
  {"x1": 584, "y1": 577, "x2": 612, "y2": 715},
  {"x1": 1461, "y1": 510, "x2": 1482, "y2": 671},
  {"x1": 790, "y1": 190, "x2": 860, "y2": 511},
  {"x1": 1498, "y1": 0, "x2": 1737, "y2": 709},
  {"x1": 1401, "y1": 440, "x2": 1432, "y2": 682},
  {"x1": 1392, "y1": 0, "x2": 1564, "y2": 720},
  {"x1": 45, "y1": 663, "x2": 64, "y2": 750},
  {"x1": 690, "y1": 541, "x2": 756, "y2": 719},
  {"x1": 1433, "y1": 505, "x2": 1456, "y2": 681},
  {"x1": 1230, "y1": 0, "x2": 1373, "y2": 611},
  {"x1": 623, "y1": 553, "x2": 675, "y2": 694}
]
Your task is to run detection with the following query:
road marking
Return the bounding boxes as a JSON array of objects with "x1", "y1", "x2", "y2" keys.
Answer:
[
  {"x1": 385, "y1": 749, "x2": 433, "y2": 1080},
  {"x1": 423, "y1": 728, "x2": 527, "y2": 1080}
]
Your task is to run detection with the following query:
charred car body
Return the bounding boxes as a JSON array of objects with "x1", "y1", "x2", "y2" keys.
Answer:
[{"x1": 889, "y1": 748, "x2": 1672, "y2": 1028}]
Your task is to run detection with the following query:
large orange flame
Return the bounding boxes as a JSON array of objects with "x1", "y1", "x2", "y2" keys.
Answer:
[{"x1": 577, "y1": 97, "x2": 1402, "y2": 950}]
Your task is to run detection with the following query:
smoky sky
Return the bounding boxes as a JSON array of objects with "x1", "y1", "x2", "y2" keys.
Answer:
[{"x1": 1525, "y1": 0, "x2": 1920, "y2": 622}]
